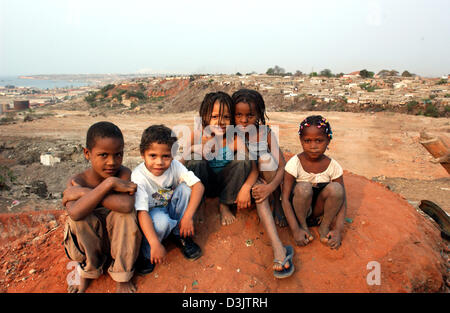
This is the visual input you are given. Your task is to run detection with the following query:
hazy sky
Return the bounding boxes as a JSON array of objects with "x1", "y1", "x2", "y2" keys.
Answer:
[{"x1": 1, "y1": 0, "x2": 449, "y2": 77}]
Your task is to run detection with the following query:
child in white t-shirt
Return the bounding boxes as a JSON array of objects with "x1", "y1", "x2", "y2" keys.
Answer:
[
  {"x1": 132, "y1": 125, "x2": 205, "y2": 274},
  {"x1": 282, "y1": 115, "x2": 347, "y2": 250}
]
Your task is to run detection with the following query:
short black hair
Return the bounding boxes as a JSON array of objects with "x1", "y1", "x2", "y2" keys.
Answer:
[
  {"x1": 139, "y1": 124, "x2": 178, "y2": 154},
  {"x1": 199, "y1": 91, "x2": 233, "y2": 127},
  {"x1": 231, "y1": 89, "x2": 268, "y2": 125},
  {"x1": 86, "y1": 121, "x2": 124, "y2": 150}
]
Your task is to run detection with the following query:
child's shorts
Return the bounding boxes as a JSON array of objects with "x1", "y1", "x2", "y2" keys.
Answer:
[{"x1": 290, "y1": 182, "x2": 329, "y2": 227}]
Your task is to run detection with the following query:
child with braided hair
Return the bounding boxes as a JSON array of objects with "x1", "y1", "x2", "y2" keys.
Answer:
[{"x1": 281, "y1": 115, "x2": 347, "y2": 249}]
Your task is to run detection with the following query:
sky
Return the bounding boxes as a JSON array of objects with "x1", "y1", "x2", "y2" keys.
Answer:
[{"x1": 0, "y1": 0, "x2": 449, "y2": 77}]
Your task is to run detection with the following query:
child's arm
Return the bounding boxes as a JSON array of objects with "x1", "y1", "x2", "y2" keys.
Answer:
[
  {"x1": 64, "y1": 175, "x2": 137, "y2": 221},
  {"x1": 281, "y1": 171, "x2": 304, "y2": 237},
  {"x1": 137, "y1": 210, "x2": 166, "y2": 264},
  {"x1": 179, "y1": 181, "x2": 205, "y2": 238},
  {"x1": 251, "y1": 132, "x2": 286, "y2": 202},
  {"x1": 235, "y1": 160, "x2": 258, "y2": 210},
  {"x1": 100, "y1": 167, "x2": 136, "y2": 213},
  {"x1": 233, "y1": 135, "x2": 258, "y2": 210}
]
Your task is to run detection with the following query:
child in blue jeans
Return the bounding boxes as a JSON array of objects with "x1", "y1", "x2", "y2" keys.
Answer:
[{"x1": 132, "y1": 125, "x2": 205, "y2": 274}]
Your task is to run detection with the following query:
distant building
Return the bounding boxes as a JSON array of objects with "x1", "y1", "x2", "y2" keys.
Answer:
[{"x1": 13, "y1": 100, "x2": 30, "y2": 111}]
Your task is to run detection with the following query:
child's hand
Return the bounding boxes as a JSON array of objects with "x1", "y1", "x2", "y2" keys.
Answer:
[
  {"x1": 150, "y1": 242, "x2": 167, "y2": 264},
  {"x1": 326, "y1": 229, "x2": 342, "y2": 249},
  {"x1": 179, "y1": 216, "x2": 195, "y2": 238},
  {"x1": 235, "y1": 186, "x2": 252, "y2": 210},
  {"x1": 251, "y1": 183, "x2": 272, "y2": 203},
  {"x1": 62, "y1": 180, "x2": 89, "y2": 206},
  {"x1": 107, "y1": 177, "x2": 137, "y2": 195}
]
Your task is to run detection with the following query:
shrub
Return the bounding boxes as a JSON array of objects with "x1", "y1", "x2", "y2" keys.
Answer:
[
  {"x1": 424, "y1": 103, "x2": 439, "y2": 117},
  {"x1": 100, "y1": 84, "x2": 115, "y2": 93},
  {"x1": 0, "y1": 165, "x2": 16, "y2": 190},
  {"x1": 84, "y1": 91, "x2": 98, "y2": 103},
  {"x1": 407, "y1": 100, "x2": 418, "y2": 112}
]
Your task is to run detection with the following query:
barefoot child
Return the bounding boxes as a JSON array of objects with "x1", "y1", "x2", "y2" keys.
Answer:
[
  {"x1": 281, "y1": 115, "x2": 347, "y2": 249},
  {"x1": 182, "y1": 91, "x2": 259, "y2": 226},
  {"x1": 62, "y1": 121, "x2": 142, "y2": 293},
  {"x1": 231, "y1": 89, "x2": 287, "y2": 227},
  {"x1": 132, "y1": 125, "x2": 204, "y2": 275}
]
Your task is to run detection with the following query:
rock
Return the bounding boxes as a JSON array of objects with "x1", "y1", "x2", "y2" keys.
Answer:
[
  {"x1": 30, "y1": 180, "x2": 48, "y2": 198},
  {"x1": 40, "y1": 153, "x2": 61, "y2": 166}
]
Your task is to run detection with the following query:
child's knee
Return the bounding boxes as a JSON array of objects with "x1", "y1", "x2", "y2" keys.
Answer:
[
  {"x1": 258, "y1": 153, "x2": 278, "y2": 172},
  {"x1": 229, "y1": 159, "x2": 252, "y2": 171},
  {"x1": 294, "y1": 182, "x2": 313, "y2": 198},
  {"x1": 174, "y1": 183, "x2": 192, "y2": 199},
  {"x1": 324, "y1": 182, "x2": 344, "y2": 199},
  {"x1": 152, "y1": 212, "x2": 171, "y2": 235}
]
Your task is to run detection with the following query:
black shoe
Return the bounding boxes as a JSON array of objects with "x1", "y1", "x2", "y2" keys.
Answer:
[
  {"x1": 135, "y1": 256, "x2": 155, "y2": 275},
  {"x1": 172, "y1": 235, "x2": 202, "y2": 260}
]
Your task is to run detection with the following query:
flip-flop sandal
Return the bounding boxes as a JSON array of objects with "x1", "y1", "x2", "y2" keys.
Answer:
[
  {"x1": 273, "y1": 245, "x2": 295, "y2": 279},
  {"x1": 419, "y1": 200, "x2": 450, "y2": 240}
]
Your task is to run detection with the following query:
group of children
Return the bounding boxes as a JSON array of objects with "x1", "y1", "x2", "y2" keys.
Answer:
[{"x1": 62, "y1": 89, "x2": 347, "y2": 293}]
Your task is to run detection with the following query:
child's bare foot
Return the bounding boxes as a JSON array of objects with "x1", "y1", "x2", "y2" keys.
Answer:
[
  {"x1": 293, "y1": 227, "x2": 313, "y2": 246},
  {"x1": 67, "y1": 276, "x2": 92, "y2": 293},
  {"x1": 116, "y1": 281, "x2": 137, "y2": 293},
  {"x1": 325, "y1": 229, "x2": 342, "y2": 249},
  {"x1": 273, "y1": 202, "x2": 288, "y2": 227},
  {"x1": 318, "y1": 225, "x2": 330, "y2": 244},
  {"x1": 219, "y1": 203, "x2": 235, "y2": 226}
]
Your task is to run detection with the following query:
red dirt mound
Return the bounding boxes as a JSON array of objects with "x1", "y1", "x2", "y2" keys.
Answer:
[{"x1": 0, "y1": 172, "x2": 448, "y2": 293}]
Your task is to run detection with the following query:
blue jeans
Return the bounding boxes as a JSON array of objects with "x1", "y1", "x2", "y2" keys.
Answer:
[{"x1": 141, "y1": 183, "x2": 191, "y2": 259}]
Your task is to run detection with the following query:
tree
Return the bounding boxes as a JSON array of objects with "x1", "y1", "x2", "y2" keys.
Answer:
[
  {"x1": 266, "y1": 65, "x2": 285, "y2": 76},
  {"x1": 236, "y1": 72, "x2": 242, "y2": 76},
  {"x1": 402, "y1": 70, "x2": 411, "y2": 77},
  {"x1": 266, "y1": 68, "x2": 274, "y2": 75},
  {"x1": 294, "y1": 70, "x2": 303, "y2": 76},
  {"x1": 359, "y1": 69, "x2": 374, "y2": 78},
  {"x1": 320, "y1": 69, "x2": 333, "y2": 77},
  {"x1": 378, "y1": 69, "x2": 398, "y2": 77},
  {"x1": 309, "y1": 72, "x2": 318, "y2": 77}
]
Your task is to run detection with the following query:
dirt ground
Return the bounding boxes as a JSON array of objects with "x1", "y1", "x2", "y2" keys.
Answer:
[{"x1": 0, "y1": 108, "x2": 449, "y2": 293}]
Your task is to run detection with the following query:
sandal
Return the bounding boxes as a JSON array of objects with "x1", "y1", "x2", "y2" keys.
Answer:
[{"x1": 273, "y1": 245, "x2": 295, "y2": 279}]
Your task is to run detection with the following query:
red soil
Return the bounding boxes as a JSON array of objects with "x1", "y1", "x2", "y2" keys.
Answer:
[{"x1": 0, "y1": 171, "x2": 447, "y2": 293}]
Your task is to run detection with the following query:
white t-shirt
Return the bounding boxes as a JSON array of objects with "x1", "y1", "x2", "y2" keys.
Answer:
[
  {"x1": 131, "y1": 159, "x2": 200, "y2": 211},
  {"x1": 284, "y1": 155, "x2": 343, "y2": 187}
]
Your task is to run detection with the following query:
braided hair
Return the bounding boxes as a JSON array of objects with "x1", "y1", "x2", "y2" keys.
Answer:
[
  {"x1": 231, "y1": 89, "x2": 268, "y2": 126},
  {"x1": 298, "y1": 115, "x2": 333, "y2": 140},
  {"x1": 199, "y1": 91, "x2": 233, "y2": 128}
]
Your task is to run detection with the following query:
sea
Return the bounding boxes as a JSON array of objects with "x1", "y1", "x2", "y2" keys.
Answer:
[{"x1": 0, "y1": 76, "x2": 91, "y2": 90}]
